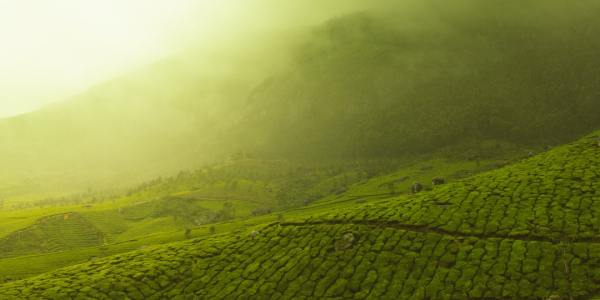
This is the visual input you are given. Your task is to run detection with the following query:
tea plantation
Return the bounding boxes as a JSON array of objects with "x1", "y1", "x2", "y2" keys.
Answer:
[
  {"x1": 0, "y1": 213, "x2": 105, "y2": 258},
  {"x1": 1, "y1": 132, "x2": 599, "y2": 299}
]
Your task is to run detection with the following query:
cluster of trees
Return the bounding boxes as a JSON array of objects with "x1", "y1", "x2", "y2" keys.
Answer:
[
  {"x1": 118, "y1": 158, "x2": 403, "y2": 215},
  {"x1": 152, "y1": 198, "x2": 237, "y2": 227},
  {"x1": 6, "y1": 190, "x2": 118, "y2": 210}
]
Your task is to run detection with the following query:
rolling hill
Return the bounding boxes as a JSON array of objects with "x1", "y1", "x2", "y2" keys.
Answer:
[
  {"x1": 0, "y1": 213, "x2": 105, "y2": 258},
  {"x1": 0, "y1": 148, "x2": 519, "y2": 282},
  {"x1": 1, "y1": 130, "x2": 598, "y2": 299}
]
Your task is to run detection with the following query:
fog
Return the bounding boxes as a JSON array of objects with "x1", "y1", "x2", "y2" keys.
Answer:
[
  {"x1": 1, "y1": 0, "x2": 600, "y2": 200},
  {"x1": 0, "y1": 0, "x2": 390, "y2": 118}
]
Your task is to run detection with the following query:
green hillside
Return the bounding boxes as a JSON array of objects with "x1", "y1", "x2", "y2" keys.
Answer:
[
  {"x1": 0, "y1": 149, "x2": 517, "y2": 282},
  {"x1": 0, "y1": 213, "x2": 104, "y2": 258},
  {"x1": 1, "y1": 131, "x2": 598, "y2": 298}
]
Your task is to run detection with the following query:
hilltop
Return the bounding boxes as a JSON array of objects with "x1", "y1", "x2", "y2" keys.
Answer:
[
  {"x1": 0, "y1": 213, "x2": 104, "y2": 258},
  {"x1": 1, "y1": 130, "x2": 598, "y2": 298}
]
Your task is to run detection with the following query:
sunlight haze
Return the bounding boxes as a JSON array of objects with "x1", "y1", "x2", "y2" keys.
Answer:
[
  {"x1": 0, "y1": 0, "x2": 210, "y2": 118},
  {"x1": 0, "y1": 0, "x2": 377, "y2": 118}
]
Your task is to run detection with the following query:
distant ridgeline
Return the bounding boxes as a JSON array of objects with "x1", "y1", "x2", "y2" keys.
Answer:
[
  {"x1": 2, "y1": 1, "x2": 600, "y2": 195},
  {"x1": 1, "y1": 130, "x2": 599, "y2": 298}
]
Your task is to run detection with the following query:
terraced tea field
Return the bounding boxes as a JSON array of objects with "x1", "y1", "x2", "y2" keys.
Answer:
[
  {"x1": 0, "y1": 152, "x2": 513, "y2": 283},
  {"x1": 1, "y1": 132, "x2": 598, "y2": 298},
  {"x1": 0, "y1": 213, "x2": 105, "y2": 258}
]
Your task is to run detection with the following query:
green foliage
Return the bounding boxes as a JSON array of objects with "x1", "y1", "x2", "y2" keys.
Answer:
[
  {"x1": 0, "y1": 213, "x2": 104, "y2": 258},
  {"x1": 1, "y1": 131, "x2": 600, "y2": 298}
]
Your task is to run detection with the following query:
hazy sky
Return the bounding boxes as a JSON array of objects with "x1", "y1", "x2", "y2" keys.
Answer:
[
  {"x1": 0, "y1": 0, "x2": 214, "y2": 118},
  {"x1": 0, "y1": 0, "x2": 376, "y2": 118}
]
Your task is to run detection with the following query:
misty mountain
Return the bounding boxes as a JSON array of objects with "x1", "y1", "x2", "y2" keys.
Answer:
[
  {"x1": 235, "y1": 3, "x2": 600, "y2": 159},
  {"x1": 0, "y1": 59, "x2": 247, "y2": 194},
  {"x1": 1, "y1": 0, "x2": 600, "y2": 196}
]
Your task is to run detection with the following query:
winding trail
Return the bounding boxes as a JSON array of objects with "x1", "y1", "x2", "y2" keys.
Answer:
[{"x1": 278, "y1": 219, "x2": 600, "y2": 244}]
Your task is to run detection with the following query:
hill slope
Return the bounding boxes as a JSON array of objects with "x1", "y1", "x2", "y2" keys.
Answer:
[
  {"x1": 0, "y1": 57, "x2": 252, "y2": 197},
  {"x1": 0, "y1": 150, "x2": 520, "y2": 282},
  {"x1": 3, "y1": 1, "x2": 600, "y2": 199},
  {"x1": 1, "y1": 131, "x2": 599, "y2": 299},
  {"x1": 235, "y1": 2, "x2": 600, "y2": 159},
  {"x1": 0, "y1": 213, "x2": 104, "y2": 258}
]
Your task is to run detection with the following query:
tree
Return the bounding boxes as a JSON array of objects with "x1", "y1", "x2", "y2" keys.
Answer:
[{"x1": 217, "y1": 202, "x2": 236, "y2": 221}]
